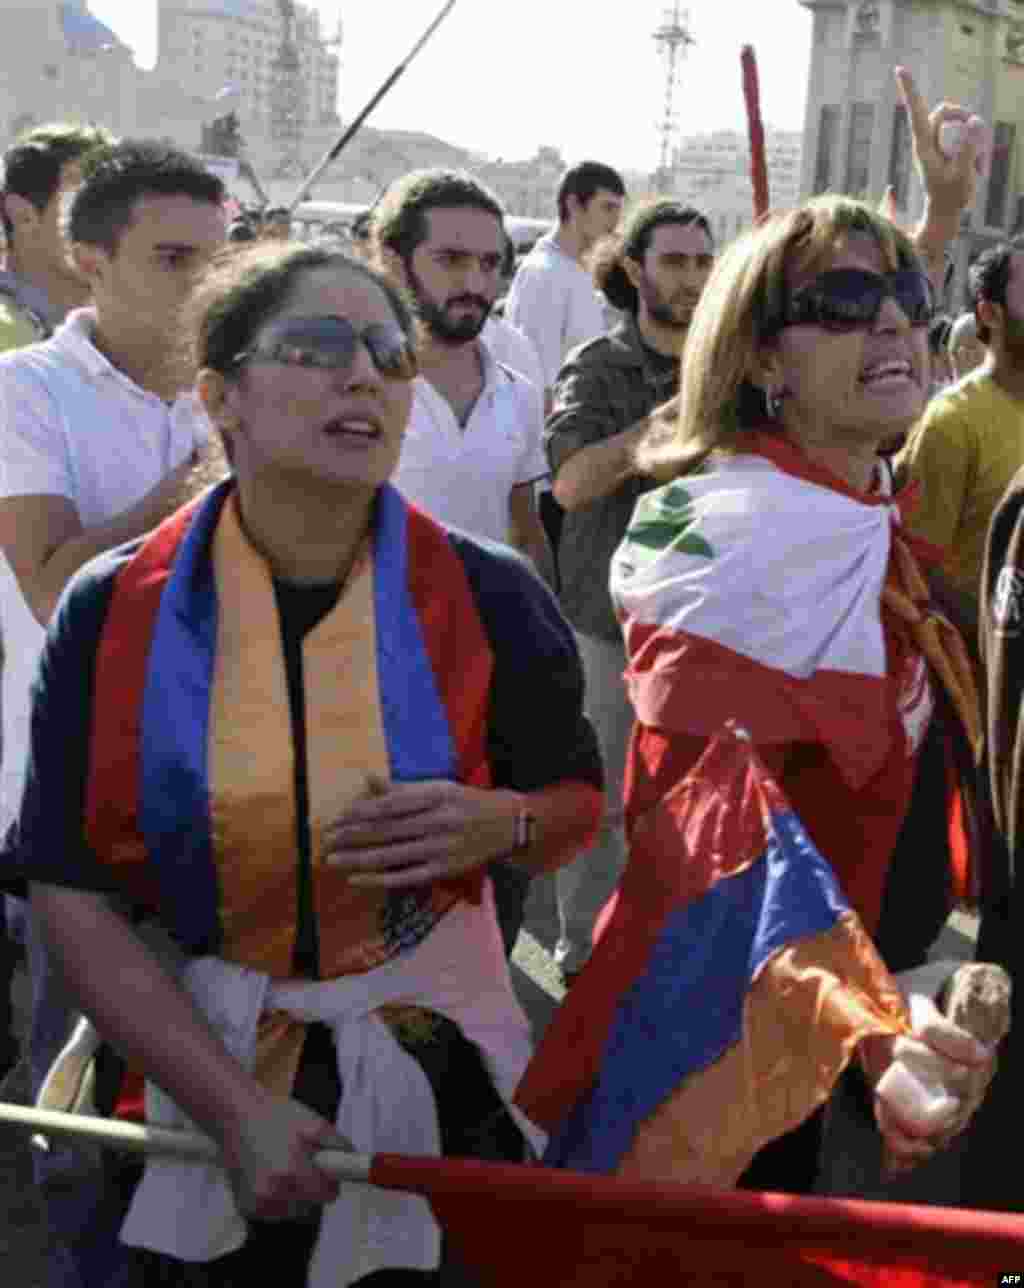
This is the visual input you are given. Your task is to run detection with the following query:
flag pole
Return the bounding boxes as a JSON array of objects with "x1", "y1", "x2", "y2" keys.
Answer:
[
  {"x1": 287, "y1": 0, "x2": 459, "y2": 212},
  {"x1": 741, "y1": 45, "x2": 770, "y2": 222},
  {"x1": 0, "y1": 1101, "x2": 372, "y2": 1184}
]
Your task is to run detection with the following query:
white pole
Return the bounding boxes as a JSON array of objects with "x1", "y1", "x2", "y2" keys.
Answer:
[{"x1": 0, "y1": 1102, "x2": 372, "y2": 1184}]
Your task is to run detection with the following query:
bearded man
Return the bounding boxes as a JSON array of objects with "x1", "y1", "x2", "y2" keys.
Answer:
[
  {"x1": 543, "y1": 199, "x2": 714, "y2": 982},
  {"x1": 899, "y1": 239, "x2": 1024, "y2": 631}
]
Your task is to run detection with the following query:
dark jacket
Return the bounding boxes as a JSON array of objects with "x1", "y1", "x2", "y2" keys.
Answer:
[
  {"x1": 545, "y1": 317, "x2": 679, "y2": 641},
  {"x1": 963, "y1": 467, "x2": 1024, "y2": 1211}
]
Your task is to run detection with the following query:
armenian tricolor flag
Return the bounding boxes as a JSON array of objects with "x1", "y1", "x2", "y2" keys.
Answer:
[{"x1": 517, "y1": 725, "x2": 910, "y2": 1187}]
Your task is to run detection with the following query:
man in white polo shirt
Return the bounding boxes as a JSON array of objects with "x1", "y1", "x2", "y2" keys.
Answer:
[
  {"x1": 375, "y1": 169, "x2": 552, "y2": 582},
  {"x1": 0, "y1": 138, "x2": 226, "y2": 1288}
]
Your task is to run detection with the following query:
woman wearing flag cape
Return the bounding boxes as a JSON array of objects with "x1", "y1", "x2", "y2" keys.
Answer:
[
  {"x1": 0, "y1": 242, "x2": 603, "y2": 1285},
  {"x1": 517, "y1": 68, "x2": 1006, "y2": 1200}
]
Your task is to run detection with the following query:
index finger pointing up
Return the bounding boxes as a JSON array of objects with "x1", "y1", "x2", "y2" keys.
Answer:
[{"x1": 895, "y1": 66, "x2": 933, "y2": 144}]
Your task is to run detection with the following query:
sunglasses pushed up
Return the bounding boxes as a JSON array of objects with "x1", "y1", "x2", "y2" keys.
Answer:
[
  {"x1": 232, "y1": 315, "x2": 418, "y2": 380},
  {"x1": 768, "y1": 268, "x2": 936, "y2": 335}
]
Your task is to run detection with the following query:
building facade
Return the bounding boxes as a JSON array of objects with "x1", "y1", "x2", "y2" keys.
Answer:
[
  {"x1": 800, "y1": 0, "x2": 1024, "y2": 296},
  {"x1": 669, "y1": 128, "x2": 804, "y2": 245},
  {"x1": 157, "y1": 1, "x2": 340, "y2": 140}
]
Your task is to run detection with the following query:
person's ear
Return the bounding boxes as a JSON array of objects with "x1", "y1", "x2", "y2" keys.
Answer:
[
  {"x1": 622, "y1": 255, "x2": 644, "y2": 291},
  {"x1": 2, "y1": 192, "x2": 40, "y2": 237},
  {"x1": 378, "y1": 246, "x2": 409, "y2": 289},
  {"x1": 69, "y1": 241, "x2": 108, "y2": 289},
  {"x1": 747, "y1": 341, "x2": 786, "y2": 397},
  {"x1": 197, "y1": 368, "x2": 240, "y2": 429}
]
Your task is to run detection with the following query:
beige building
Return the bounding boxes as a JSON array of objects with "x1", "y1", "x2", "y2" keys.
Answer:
[
  {"x1": 157, "y1": 1, "x2": 340, "y2": 139},
  {"x1": 799, "y1": 0, "x2": 1024, "y2": 295}
]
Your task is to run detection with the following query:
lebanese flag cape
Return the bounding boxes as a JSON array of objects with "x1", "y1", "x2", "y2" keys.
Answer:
[{"x1": 609, "y1": 436, "x2": 981, "y2": 925}]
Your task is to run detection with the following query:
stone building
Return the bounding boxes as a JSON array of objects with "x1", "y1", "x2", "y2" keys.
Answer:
[{"x1": 799, "y1": 0, "x2": 1024, "y2": 297}]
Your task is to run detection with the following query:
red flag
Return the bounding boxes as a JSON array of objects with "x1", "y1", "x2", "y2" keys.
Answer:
[{"x1": 369, "y1": 1154, "x2": 1024, "y2": 1288}]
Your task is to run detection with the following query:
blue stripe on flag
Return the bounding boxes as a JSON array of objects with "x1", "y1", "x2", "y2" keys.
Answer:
[
  {"x1": 545, "y1": 808, "x2": 850, "y2": 1173},
  {"x1": 372, "y1": 485, "x2": 458, "y2": 783},
  {"x1": 139, "y1": 483, "x2": 232, "y2": 953}
]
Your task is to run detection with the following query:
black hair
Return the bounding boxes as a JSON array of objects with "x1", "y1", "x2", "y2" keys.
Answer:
[
  {"x1": 1, "y1": 121, "x2": 112, "y2": 241},
  {"x1": 374, "y1": 169, "x2": 505, "y2": 265},
  {"x1": 594, "y1": 200, "x2": 713, "y2": 315},
  {"x1": 190, "y1": 242, "x2": 414, "y2": 379},
  {"x1": 263, "y1": 206, "x2": 290, "y2": 222},
  {"x1": 68, "y1": 139, "x2": 225, "y2": 254},
  {"x1": 556, "y1": 161, "x2": 626, "y2": 223},
  {"x1": 969, "y1": 239, "x2": 1023, "y2": 344}
]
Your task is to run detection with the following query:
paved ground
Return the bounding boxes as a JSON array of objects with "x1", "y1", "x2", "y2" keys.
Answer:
[{"x1": 0, "y1": 879, "x2": 978, "y2": 1284}]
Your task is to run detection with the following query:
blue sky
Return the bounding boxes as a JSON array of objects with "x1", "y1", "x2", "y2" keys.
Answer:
[{"x1": 89, "y1": 0, "x2": 815, "y2": 169}]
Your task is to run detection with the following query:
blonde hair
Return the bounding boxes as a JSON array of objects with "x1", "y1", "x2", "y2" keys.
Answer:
[{"x1": 637, "y1": 195, "x2": 923, "y2": 481}]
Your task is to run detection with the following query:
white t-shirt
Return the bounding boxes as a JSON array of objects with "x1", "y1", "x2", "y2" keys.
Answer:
[
  {"x1": 0, "y1": 308, "x2": 211, "y2": 826},
  {"x1": 391, "y1": 339, "x2": 548, "y2": 547},
  {"x1": 504, "y1": 233, "x2": 607, "y2": 389}
]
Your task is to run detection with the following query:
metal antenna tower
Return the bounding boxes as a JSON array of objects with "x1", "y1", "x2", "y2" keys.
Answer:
[
  {"x1": 270, "y1": 0, "x2": 306, "y2": 179},
  {"x1": 653, "y1": 2, "x2": 695, "y2": 188}
]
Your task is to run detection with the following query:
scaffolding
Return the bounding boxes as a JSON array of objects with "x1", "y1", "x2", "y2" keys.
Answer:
[{"x1": 653, "y1": 2, "x2": 695, "y2": 189}]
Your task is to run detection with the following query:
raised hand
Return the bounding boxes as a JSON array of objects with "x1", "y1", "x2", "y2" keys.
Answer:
[{"x1": 895, "y1": 65, "x2": 988, "y2": 217}]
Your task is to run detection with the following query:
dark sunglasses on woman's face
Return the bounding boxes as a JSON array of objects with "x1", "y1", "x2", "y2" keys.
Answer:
[
  {"x1": 232, "y1": 315, "x2": 418, "y2": 380},
  {"x1": 770, "y1": 268, "x2": 936, "y2": 334}
]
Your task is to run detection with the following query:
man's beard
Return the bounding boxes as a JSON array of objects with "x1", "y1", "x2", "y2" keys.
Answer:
[
  {"x1": 406, "y1": 264, "x2": 491, "y2": 344},
  {"x1": 639, "y1": 275, "x2": 696, "y2": 332}
]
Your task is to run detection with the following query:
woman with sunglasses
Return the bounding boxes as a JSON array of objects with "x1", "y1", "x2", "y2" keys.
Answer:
[
  {"x1": 524, "y1": 72, "x2": 1003, "y2": 1200},
  {"x1": 2, "y1": 242, "x2": 603, "y2": 1285}
]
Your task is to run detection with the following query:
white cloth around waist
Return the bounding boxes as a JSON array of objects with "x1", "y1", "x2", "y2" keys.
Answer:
[{"x1": 119, "y1": 886, "x2": 541, "y2": 1286}]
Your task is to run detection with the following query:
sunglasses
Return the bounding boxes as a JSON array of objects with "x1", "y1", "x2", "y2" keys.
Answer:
[
  {"x1": 770, "y1": 268, "x2": 936, "y2": 334},
  {"x1": 232, "y1": 315, "x2": 418, "y2": 380}
]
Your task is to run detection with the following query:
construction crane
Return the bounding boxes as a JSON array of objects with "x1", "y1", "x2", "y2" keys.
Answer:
[{"x1": 653, "y1": 2, "x2": 695, "y2": 191}]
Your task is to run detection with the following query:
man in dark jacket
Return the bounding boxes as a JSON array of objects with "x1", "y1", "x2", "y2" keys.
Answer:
[
  {"x1": 972, "y1": 466, "x2": 1024, "y2": 1210},
  {"x1": 544, "y1": 199, "x2": 713, "y2": 980}
]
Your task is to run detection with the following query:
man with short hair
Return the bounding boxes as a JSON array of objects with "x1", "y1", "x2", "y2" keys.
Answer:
[
  {"x1": 0, "y1": 122, "x2": 112, "y2": 351},
  {"x1": 505, "y1": 160, "x2": 626, "y2": 400},
  {"x1": 545, "y1": 199, "x2": 714, "y2": 981},
  {"x1": 0, "y1": 138, "x2": 226, "y2": 1287},
  {"x1": 375, "y1": 167, "x2": 554, "y2": 953},
  {"x1": 0, "y1": 121, "x2": 112, "y2": 1081},
  {"x1": 376, "y1": 168, "x2": 552, "y2": 579},
  {"x1": 898, "y1": 239, "x2": 1024, "y2": 629},
  {"x1": 505, "y1": 160, "x2": 626, "y2": 573}
]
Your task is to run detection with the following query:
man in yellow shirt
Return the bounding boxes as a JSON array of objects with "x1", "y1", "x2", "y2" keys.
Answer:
[{"x1": 899, "y1": 240, "x2": 1024, "y2": 626}]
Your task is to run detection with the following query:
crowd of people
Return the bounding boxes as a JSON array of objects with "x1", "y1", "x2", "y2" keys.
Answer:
[{"x1": 0, "y1": 61, "x2": 1019, "y2": 1287}]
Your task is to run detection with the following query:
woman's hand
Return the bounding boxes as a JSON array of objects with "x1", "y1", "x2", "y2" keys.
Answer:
[
  {"x1": 859, "y1": 993, "x2": 994, "y2": 1175},
  {"x1": 896, "y1": 65, "x2": 986, "y2": 218},
  {"x1": 221, "y1": 1091, "x2": 352, "y2": 1221},
  {"x1": 324, "y1": 779, "x2": 521, "y2": 888}
]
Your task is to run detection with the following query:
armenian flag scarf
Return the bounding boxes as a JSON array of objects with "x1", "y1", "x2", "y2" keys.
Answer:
[{"x1": 83, "y1": 479, "x2": 494, "y2": 979}]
